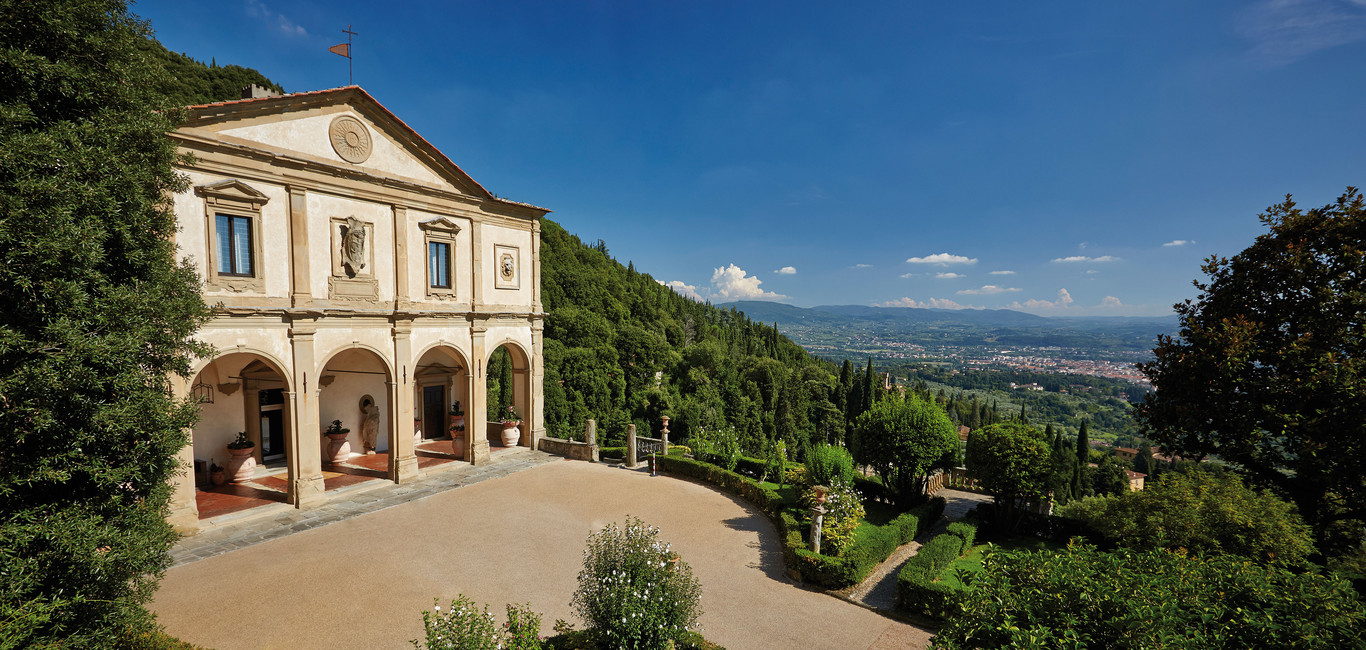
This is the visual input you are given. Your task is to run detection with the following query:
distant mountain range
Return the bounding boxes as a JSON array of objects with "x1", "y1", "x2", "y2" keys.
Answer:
[{"x1": 720, "y1": 301, "x2": 1181, "y2": 359}]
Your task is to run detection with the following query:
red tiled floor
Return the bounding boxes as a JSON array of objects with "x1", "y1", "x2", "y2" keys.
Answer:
[{"x1": 195, "y1": 481, "x2": 286, "y2": 519}]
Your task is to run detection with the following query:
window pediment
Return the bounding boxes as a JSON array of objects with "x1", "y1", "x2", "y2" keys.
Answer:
[
  {"x1": 418, "y1": 216, "x2": 462, "y2": 235},
  {"x1": 195, "y1": 179, "x2": 270, "y2": 209}
]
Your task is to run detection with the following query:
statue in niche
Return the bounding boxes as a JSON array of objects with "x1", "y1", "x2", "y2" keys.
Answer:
[
  {"x1": 359, "y1": 395, "x2": 381, "y2": 454},
  {"x1": 341, "y1": 216, "x2": 367, "y2": 277}
]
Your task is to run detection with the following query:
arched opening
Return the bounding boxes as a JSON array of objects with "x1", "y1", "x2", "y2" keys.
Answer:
[
  {"x1": 190, "y1": 352, "x2": 290, "y2": 519},
  {"x1": 412, "y1": 345, "x2": 471, "y2": 467},
  {"x1": 486, "y1": 342, "x2": 531, "y2": 451},
  {"x1": 318, "y1": 347, "x2": 392, "y2": 490}
]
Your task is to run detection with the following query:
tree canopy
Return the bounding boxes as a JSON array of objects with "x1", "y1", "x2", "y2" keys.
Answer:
[
  {"x1": 0, "y1": 0, "x2": 212, "y2": 644},
  {"x1": 1135, "y1": 188, "x2": 1366, "y2": 557},
  {"x1": 852, "y1": 393, "x2": 957, "y2": 508},
  {"x1": 965, "y1": 421, "x2": 1051, "y2": 532}
]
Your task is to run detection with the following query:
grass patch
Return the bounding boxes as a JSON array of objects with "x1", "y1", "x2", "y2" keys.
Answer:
[{"x1": 936, "y1": 537, "x2": 1063, "y2": 590}]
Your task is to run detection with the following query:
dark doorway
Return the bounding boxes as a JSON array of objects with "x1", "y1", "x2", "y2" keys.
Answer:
[
  {"x1": 422, "y1": 385, "x2": 445, "y2": 440},
  {"x1": 259, "y1": 388, "x2": 285, "y2": 460}
]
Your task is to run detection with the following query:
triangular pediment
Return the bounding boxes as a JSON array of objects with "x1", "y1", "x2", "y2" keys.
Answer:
[
  {"x1": 418, "y1": 216, "x2": 462, "y2": 235},
  {"x1": 195, "y1": 179, "x2": 270, "y2": 207},
  {"x1": 174, "y1": 87, "x2": 547, "y2": 215}
]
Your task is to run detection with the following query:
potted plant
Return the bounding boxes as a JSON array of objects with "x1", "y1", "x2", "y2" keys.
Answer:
[
  {"x1": 209, "y1": 459, "x2": 227, "y2": 487},
  {"x1": 449, "y1": 401, "x2": 466, "y2": 457},
  {"x1": 323, "y1": 419, "x2": 351, "y2": 464},
  {"x1": 225, "y1": 432, "x2": 256, "y2": 483},
  {"x1": 500, "y1": 405, "x2": 522, "y2": 447}
]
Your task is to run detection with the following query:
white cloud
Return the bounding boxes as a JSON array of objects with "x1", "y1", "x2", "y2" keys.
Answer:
[
  {"x1": 1010, "y1": 288, "x2": 1076, "y2": 311},
  {"x1": 988, "y1": 270, "x2": 1016, "y2": 275},
  {"x1": 1085, "y1": 269, "x2": 1099, "y2": 275},
  {"x1": 658, "y1": 280, "x2": 703, "y2": 302},
  {"x1": 711, "y1": 264, "x2": 788, "y2": 301},
  {"x1": 1162, "y1": 239, "x2": 1193, "y2": 247},
  {"x1": 878, "y1": 297, "x2": 972, "y2": 310},
  {"x1": 1237, "y1": 0, "x2": 1366, "y2": 64},
  {"x1": 957, "y1": 285, "x2": 1021, "y2": 295},
  {"x1": 245, "y1": 0, "x2": 308, "y2": 35},
  {"x1": 935, "y1": 272, "x2": 964, "y2": 279},
  {"x1": 774, "y1": 266, "x2": 797, "y2": 275},
  {"x1": 851, "y1": 263, "x2": 873, "y2": 269},
  {"x1": 1052, "y1": 255, "x2": 1120, "y2": 263},
  {"x1": 1100, "y1": 296, "x2": 1123, "y2": 308},
  {"x1": 899, "y1": 273, "x2": 917, "y2": 278},
  {"x1": 906, "y1": 252, "x2": 978, "y2": 266}
]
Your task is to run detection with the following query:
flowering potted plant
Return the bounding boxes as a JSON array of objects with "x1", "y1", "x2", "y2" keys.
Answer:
[
  {"x1": 323, "y1": 419, "x2": 351, "y2": 464},
  {"x1": 225, "y1": 432, "x2": 256, "y2": 483},
  {"x1": 209, "y1": 459, "x2": 227, "y2": 487},
  {"x1": 500, "y1": 405, "x2": 522, "y2": 447},
  {"x1": 449, "y1": 401, "x2": 466, "y2": 457}
]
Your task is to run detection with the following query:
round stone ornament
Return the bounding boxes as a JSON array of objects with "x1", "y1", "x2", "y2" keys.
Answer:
[{"x1": 329, "y1": 115, "x2": 372, "y2": 163}]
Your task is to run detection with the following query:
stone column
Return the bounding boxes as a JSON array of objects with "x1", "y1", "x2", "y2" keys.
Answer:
[
  {"x1": 625, "y1": 423, "x2": 638, "y2": 469},
  {"x1": 288, "y1": 319, "x2": 326, "y2": 507},
  {"x1": 584, "y1": 419, "x2": 599, "y2": 462},
  {"x1": 287, "y1": 185, "x2": 312, "y2": 308},
  {"x1": 389, "y1": 321, "x2": 418, "y2": 483},
  {"x1": 660, "y1": 415, "x2": 670, "y2": 456},
  {"x1": 468, "y1": 322, "x2": 492, "y2": 465},
  {"x1": 165, "y1": 374, "x2": 200, "y2": 533}
]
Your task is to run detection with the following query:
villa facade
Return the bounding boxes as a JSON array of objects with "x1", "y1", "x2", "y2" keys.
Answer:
[{"x1": 164, "y1": 86, "x2": 548, "y2": 532}]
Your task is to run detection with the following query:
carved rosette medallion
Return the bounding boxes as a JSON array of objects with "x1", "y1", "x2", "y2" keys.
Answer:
[{"x1": 329, "y1": 115, "x2": 372, "y2": 164}]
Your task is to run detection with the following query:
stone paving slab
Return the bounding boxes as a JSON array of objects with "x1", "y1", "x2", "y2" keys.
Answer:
[{"x1": 169, "y1": 449, "x2": 558, "y2": 567}]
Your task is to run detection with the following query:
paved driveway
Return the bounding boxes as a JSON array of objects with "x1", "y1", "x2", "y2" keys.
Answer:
[{"x1": 151, "y1": 459, "x2": 933, "y2": 649}]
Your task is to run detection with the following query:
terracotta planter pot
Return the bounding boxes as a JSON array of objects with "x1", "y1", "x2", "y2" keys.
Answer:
[
  {"x1": 501, "y1": 422, "x2": 521, "y2": 447},
  {"x1": 450, "y1": 435, "x2": 465, "y2": 458},
  {"x1": 325, "y1": 432, "x2": 351, "y2": 464},
  {"x1": 225, "y1": 446, "x2": 256, "y2": 483},
  {"x1": 210, "y1": 470, "x2": 227, "y2": 487}
]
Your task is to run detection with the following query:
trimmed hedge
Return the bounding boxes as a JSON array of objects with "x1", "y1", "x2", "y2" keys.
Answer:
[
  {"x1": 658, "y1": 455, "x2": 946, "y2": 590},
  {"x1": 896, "y1": 532, "x2": 969, "y2": 619},
  {"x1": 945, "y1": 521, "x2": 977, "y2": 549}
]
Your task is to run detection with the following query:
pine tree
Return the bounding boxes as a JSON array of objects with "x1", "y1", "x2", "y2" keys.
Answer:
[{"x1": 0, "y1": 1, "x2": 212, "y2": 643}]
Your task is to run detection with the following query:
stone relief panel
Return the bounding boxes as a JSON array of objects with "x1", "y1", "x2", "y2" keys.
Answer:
[
  {"x1": 494, "y1": 244, "x2": 520, "y2": 290},
  {"x1": 328, "y1": 115, "x2": 373, "y2": 164}
]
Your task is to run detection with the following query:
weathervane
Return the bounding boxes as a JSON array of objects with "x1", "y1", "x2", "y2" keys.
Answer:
[{"x1": 328, "y1": 25, "x2": 357, "y2": 85}]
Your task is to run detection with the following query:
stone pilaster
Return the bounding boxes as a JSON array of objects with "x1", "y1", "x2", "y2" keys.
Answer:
[
  {"x1": 287, "y1": 185, "x2": 312, "y2": 308},
  {"x1": 389, "y1": 321, "x2": 419, "y2": 482},
  {"x1": 165, "y1": 375, "x2": 201, "y2": 533},
  {"x1": 392, "y1": 204, "x2": 411, "y2": 311},
  {"x1": 468, "y1": 321, "x2": 491, "y2": 465},
  {"x1": 529, "y1": 320, "x2": 544, "y2": 449},
  {"x1": 288, "y1": 319, "x2": 326, "y2": 507}
]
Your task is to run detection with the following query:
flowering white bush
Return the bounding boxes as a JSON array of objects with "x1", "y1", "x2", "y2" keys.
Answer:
[
  {"x1": 571, "y1": 516, "x2": 703, "y2": 649},
  {"x1": 414, "y1": 595, "x2": 542, "y2": 650}
]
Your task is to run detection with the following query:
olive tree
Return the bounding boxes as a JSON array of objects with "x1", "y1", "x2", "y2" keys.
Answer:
[{"x1": 1135, "y1": 188, "x2": 1366, "y2": 557}]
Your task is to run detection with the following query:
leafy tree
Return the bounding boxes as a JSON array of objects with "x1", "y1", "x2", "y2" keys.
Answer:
[
  {"x1": 852, "y1": 393, "x2": 958, "y2": 509},
  {"x1": 0, "y1": 1, "x2": 212, "y2": 644},
  {"x1": 1091, "y1": 455, "x2": 1131, "y2": 497},
  {"x1": 934, "y1": 544, "x2": 1365, "y2": 649},
  {"x1": 1057, "y1": 469, "x2": 1317, "y2": 566},
  {"x1": 1136, "y1": 188, "x2": 1366, "y2": 557},
  {"x1": 965, "y1": 422, "x2": 1051, "y2": 533}
]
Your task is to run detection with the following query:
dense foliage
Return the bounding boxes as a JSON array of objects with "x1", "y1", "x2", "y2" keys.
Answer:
[
  {"x1": 1136, "y1": 188, "x2": 1366, "y2": 558},
  {"x1": 136, "y1": 37, "x2": 284, "y2": 107},
  {"x1": 852, "y1": 393, "x2": 958, "y2": 509},
  {"x1": 803, "y1": 443, "x2": 854, "y2": 488},
  {"x1": 933, "y1": 544, "x2": 1365, "y2": 649},
  {"x1": 571, "y1": 517, "x2": 702, "y2": 650},
  {"x1": 540, "y1": 221, "x2": 855, "y2": 457},
  {"x1": 965, "y1": 422, "x2": 1051, "y2": 533},
  {"x1": 0, "y1": 1, "x2": 215, "y2": 644},
  {"x1": 1057, "y1": 469, "x2": 1316, "y2": 566}
]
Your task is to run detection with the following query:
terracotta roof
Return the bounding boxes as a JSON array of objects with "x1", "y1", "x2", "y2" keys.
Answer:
[{"x1": 182, "y1": 86, "x2": 549, "y2": 213}]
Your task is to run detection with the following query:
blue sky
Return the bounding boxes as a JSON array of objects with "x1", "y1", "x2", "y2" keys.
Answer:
[{"x1": 135, "y1": 0, "x2": 1366, "y2": 316}]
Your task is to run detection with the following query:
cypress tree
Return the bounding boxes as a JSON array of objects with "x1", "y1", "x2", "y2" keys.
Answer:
[
  {"x1": 862, "y1": 356, "x2": 876, "y2": 413},
  {"x1": 1072, "y1": 420, "x2": 1090, "y2": 499},
  {"x1": 0, "y1": 1, "x2": 213, "y2": 643}
]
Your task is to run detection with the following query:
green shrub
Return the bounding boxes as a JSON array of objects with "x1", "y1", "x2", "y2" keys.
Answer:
[
  {"x1": 784, "y1": 465, "x2": 809, "y2": 487},
  {"x1": 933, "y1": 544, "x2": 1366, "y2": 649},
  {"x1": 571, "y1": 517, "x2": 702, "y2": 649},
  {"x1": 415, "y1": 595, "x2": 511, "y2": 650},
  {"x1": 803, "y1": 483, "x2": 864, "y2": 556},
  {"x1": 896, "y1": 532, "x2": 968, "y2": 619},
  {"x1": 806, "y1": 444, "x2": 855, "y2": 488},
  {"x1": 945, "y1": 522, "x2": 977, "y2": 550}
]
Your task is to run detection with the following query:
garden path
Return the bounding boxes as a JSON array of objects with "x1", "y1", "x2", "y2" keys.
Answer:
[
  {"x1": 151, "y1": 459, "x2": 935, "y2": 649},
  {"x1": 846, "y1": 489, "x2": 992, "y2": 611}
]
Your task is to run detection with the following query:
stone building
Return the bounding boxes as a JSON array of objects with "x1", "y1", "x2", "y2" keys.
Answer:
[{"x1": 164, "y1": 86, "x2": 547, "y2": 532}]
